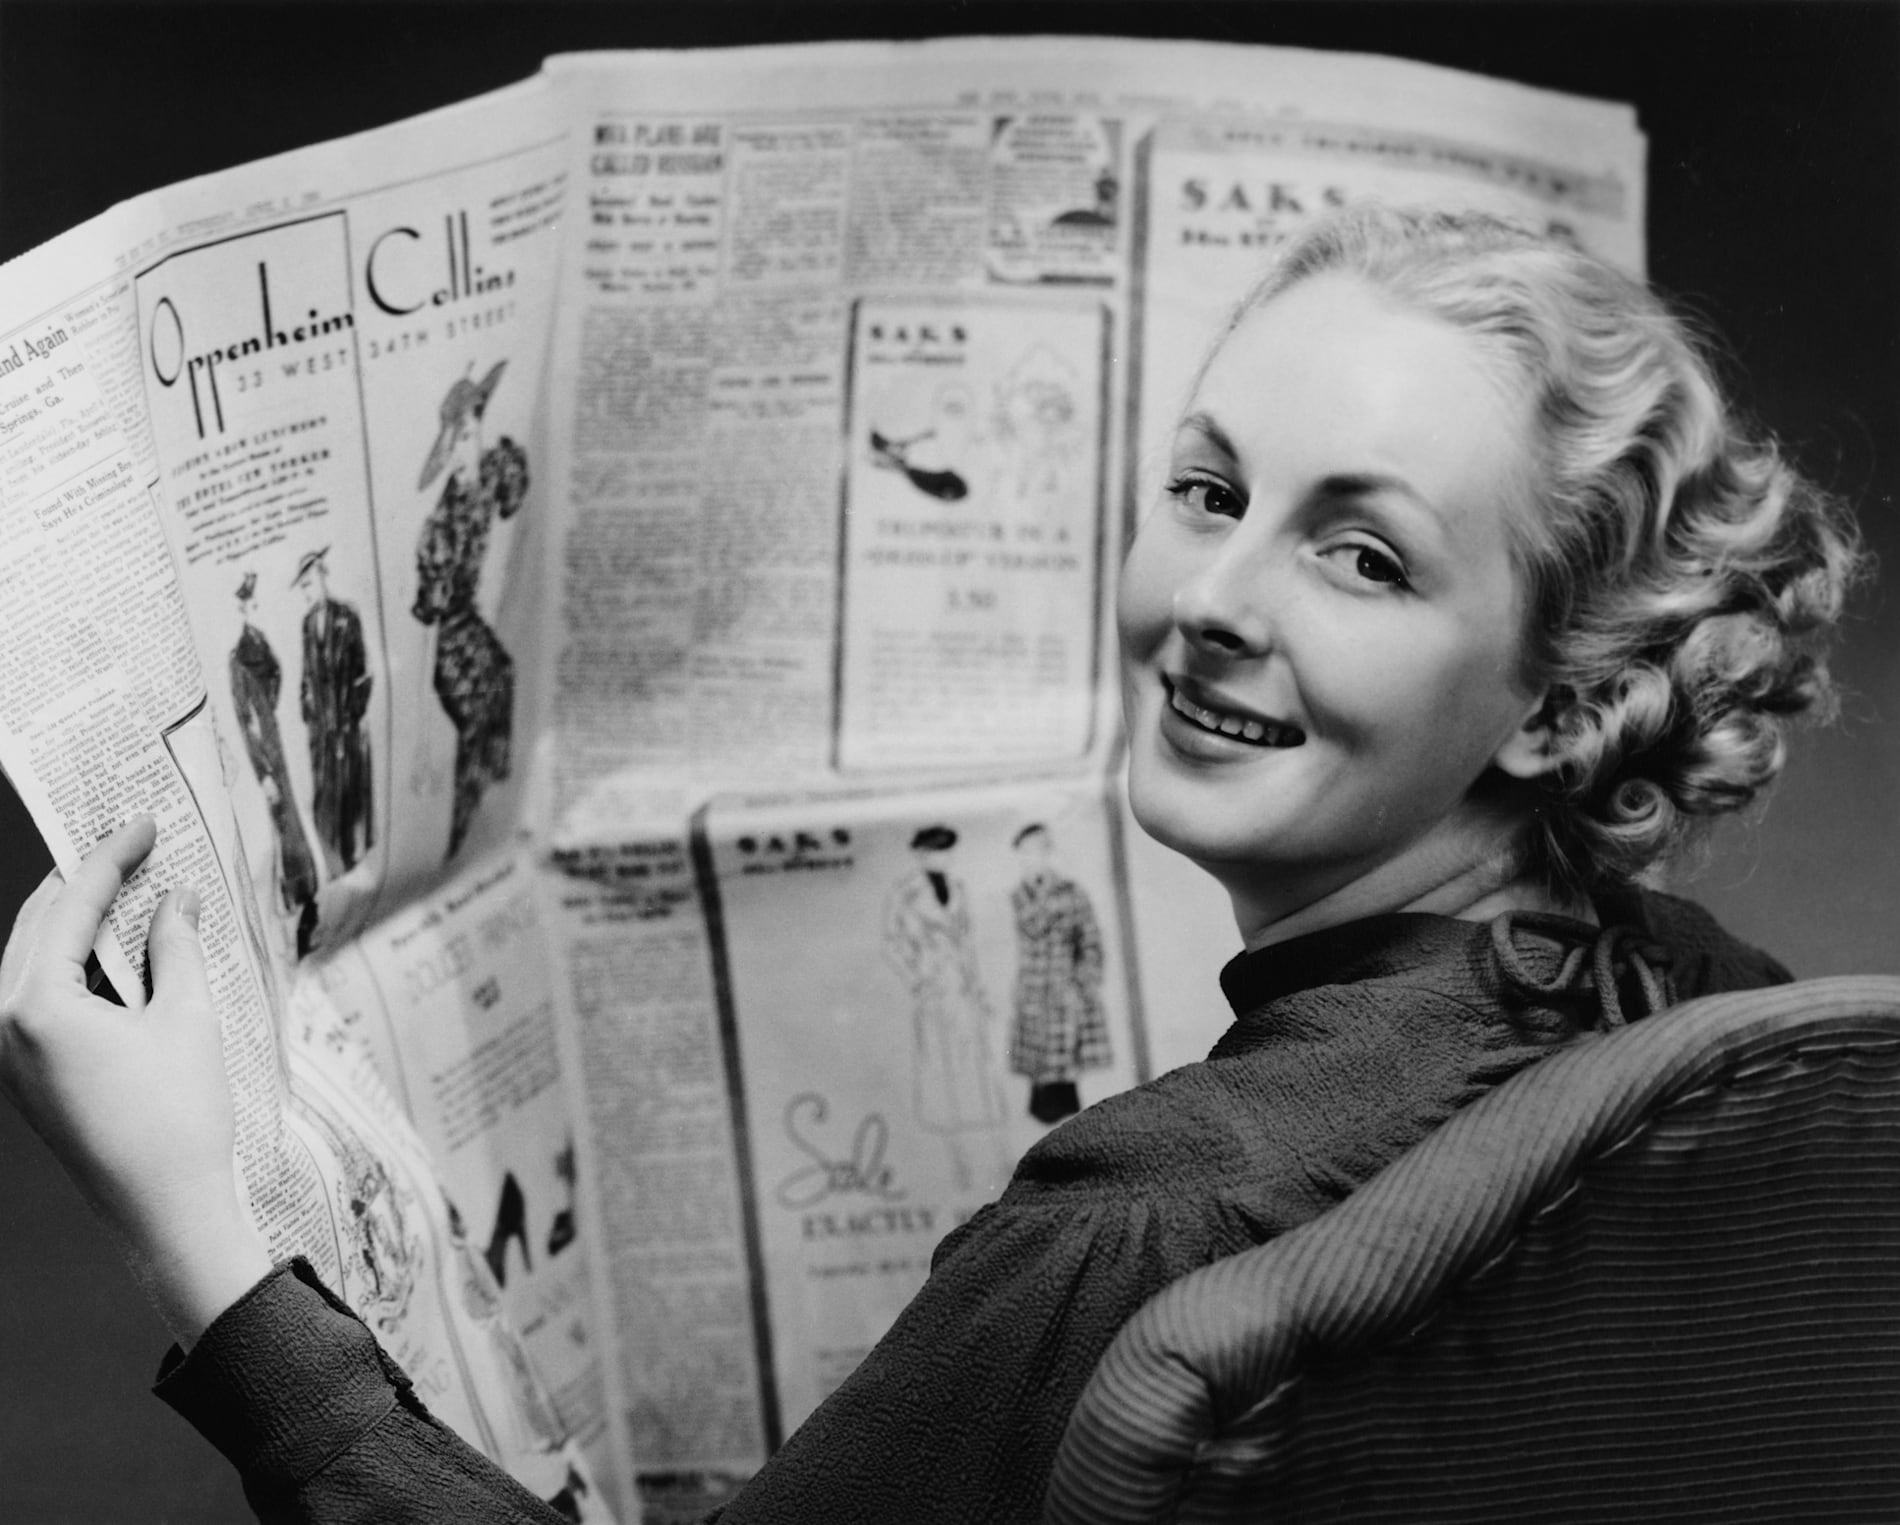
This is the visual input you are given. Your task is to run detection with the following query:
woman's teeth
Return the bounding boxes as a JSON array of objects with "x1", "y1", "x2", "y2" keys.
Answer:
[{"x1": 1169, "y1": 688, "x2": 1303, "y2": 747}]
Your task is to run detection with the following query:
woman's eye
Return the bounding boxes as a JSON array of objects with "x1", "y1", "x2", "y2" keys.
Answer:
[
  {"x1": 1331, "y1": 543, "x2": 1408, "y2": 589},
  {"x1": 1165, "y1": 475, "x2": 1244, "y2": 519}
]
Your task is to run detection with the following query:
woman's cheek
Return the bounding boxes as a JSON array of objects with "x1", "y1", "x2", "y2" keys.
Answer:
[{"x1": 1114, "y1": 541, "x2": 1167, "y2": 656}]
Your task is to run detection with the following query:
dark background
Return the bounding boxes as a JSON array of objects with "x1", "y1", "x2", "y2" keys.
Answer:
[{"x1": 1, "y1": 3, "x2": 1894, "y2": 1519}]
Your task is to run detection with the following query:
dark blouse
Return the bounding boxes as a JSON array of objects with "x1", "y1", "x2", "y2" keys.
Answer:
[{"x1": 156, "y1": 891, "x2": 1788, "y2": 1524}]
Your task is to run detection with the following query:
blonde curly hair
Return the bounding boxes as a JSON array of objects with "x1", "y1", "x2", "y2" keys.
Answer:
[{"x1": 1219, "y1": 203, "x2": 1867, "y2": 892}]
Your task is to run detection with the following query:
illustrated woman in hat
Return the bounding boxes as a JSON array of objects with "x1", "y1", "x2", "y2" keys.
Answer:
[
  {"x1": 0, "y1": 205, "x2": 1868, "y2": 1521},
  {"x1": 413, "y1": 359, "x2": 530, "y2": 860},
  {"x1": 229, "y1": 570, "x2": 321, "y2": 956}
]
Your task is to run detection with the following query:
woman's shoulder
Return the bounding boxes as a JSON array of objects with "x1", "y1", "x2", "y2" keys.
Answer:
[{"x1": 1008, "y1": 974, "x2": 1496, "y2": 1200}]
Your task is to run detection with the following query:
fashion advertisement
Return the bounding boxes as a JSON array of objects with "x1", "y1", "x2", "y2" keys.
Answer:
[
  {"x1": 835, "y1": 297, "x2": 1110, "y2": 772},
  {"x1": 136, "y1": 211, "x2": 390, "y2": 958},
  {"x1": 295, "y1": 849, "x2": 608, "y2": 1469},
  {"x1": 698, "y1": 776, "x2": 1146, "y2": 1441},
  {"x1": 282, "y1": 977, "x2": 609, "y2": 1521},
  {"x1": 131, "y1": 120, "x2": 564, "y2": 967}
]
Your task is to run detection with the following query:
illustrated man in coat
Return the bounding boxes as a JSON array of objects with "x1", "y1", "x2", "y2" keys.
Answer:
[
  {"x1": 230, "y1": 571, "x2": 321, "y2": 955},
  {"x1": 294, "y1": 546, "x2": 374, "y2": 875},
  {"x1": 1006, "y1": 822, "x2": 1109, "y2": 1124}
]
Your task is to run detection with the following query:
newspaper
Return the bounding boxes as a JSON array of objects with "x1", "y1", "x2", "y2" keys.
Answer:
[{"x1": 0, "y1": 35, "x2": 1644, "y2": 1523}]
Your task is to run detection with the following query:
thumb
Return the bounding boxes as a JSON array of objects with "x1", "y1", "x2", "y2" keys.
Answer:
[{"x1": 147, "y1": 889, "x2": 215, "y2": 1016}]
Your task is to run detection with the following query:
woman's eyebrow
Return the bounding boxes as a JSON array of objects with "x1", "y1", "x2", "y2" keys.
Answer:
[
  {"x1": 1315, "y1": 471, "x2": 1440, "y2": 520},
  {"x1": 1310, "y1": 472, "x2": 1453, "y2": 550},
  {"x1": 1174, "y1": 410, "x2": 1240, "y2": 461}
]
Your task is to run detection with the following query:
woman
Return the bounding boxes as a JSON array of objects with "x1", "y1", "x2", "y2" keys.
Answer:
[
  {"x1": 412, "y1": 359, "x2": 530, "y2": 862},
  {"x1": 884, "y1": 824, "x2": 1009, "y2": 1189},
  {"x1": 0, "y1": 205, "x2": 1863, "y2": 1523}
]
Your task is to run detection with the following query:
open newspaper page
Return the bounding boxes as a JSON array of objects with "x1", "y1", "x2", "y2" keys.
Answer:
[
  {"x1": 0, "y1": 81, "x2": 611, "y2": 1518},
  {"x1": 0, "y1": 34, "x2": 1648, "y2": 1525},
  {"x1": 0, "y1": 199, "x2": 338, "y2": 1278},
  {"x1": 531, "y1": 37, "x2": 1644, "y2": 1520}
]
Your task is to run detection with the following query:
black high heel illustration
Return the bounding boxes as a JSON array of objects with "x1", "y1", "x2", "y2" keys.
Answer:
[
  {"x1": 869, "y1": 428, "x2": 969, "y2": 502},
  {"x1": 547, "y1": 1463, "x2": 590, "y2": 1523},
  {"x1": 547, "y1": 1140, "x2": 577, "y2": 1257},
  {"x1": 484, "y1": 1170, "x2": 530, "y2": 1289}
]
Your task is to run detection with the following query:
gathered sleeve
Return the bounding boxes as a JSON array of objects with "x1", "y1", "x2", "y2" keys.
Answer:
[
  {"x1": 154, "y1": 1259, "x2": 568, "y2": 1525},
  {"x1": 1068, "y1": 883, "x2": 1105, "y2": 989},
  {"x1": 411, "y1": 483, "x2": 462, "y2": 627},
  {"x1": 713, "y1": 1056, "x2": 1391, "y2": 1525},
  {"x1": 481, "y1": 437, "x2": 530, "y2": 521}
]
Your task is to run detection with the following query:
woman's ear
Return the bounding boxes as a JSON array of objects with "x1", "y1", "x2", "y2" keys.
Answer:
[{"x1": 1493, "y1": 688, "x2": 1565, "y2": 781}]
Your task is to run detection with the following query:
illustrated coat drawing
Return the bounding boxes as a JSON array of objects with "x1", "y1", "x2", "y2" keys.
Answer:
[
  {"x1": 296, "y1": 553, "x2": 375, "y2": 875},
  {"x1": 229, "y1": 599, "x2": 319, "y2": 921},
  {"x1": 1007, "y1": 869, "x2": 1109, "y2": 1083},
  {"x1": 883, "y1": 866, "x2": 1005, "y2": 1134}
]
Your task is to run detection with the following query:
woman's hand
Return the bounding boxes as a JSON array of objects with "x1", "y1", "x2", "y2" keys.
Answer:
[{"x1": 0, "y1": 817, "x2": 272, "y2": 1346}]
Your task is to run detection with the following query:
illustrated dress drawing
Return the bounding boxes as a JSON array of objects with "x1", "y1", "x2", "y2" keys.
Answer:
[{"x1": 413, "y1": 363, "x2": 528, "y2": 860}]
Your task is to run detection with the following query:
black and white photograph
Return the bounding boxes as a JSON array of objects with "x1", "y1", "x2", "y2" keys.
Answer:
[{"x1": 0, "y1": 4, "x2": 1894, "y2": 1522}]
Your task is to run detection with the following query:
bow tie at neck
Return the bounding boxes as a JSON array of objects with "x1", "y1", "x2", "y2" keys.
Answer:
[{"x1": 1490, "y1": 911, "x2": 1675, "y2": 1031}]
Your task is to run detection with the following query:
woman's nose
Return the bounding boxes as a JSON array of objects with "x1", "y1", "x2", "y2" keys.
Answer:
[{"x1": 1172, "y1": 540, "x2": 1273, "y2": 659}]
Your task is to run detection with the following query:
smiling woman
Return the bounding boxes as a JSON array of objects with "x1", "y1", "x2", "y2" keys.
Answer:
[
  {"x1": 0, "y1": 203, "x2": 1869, "y2": 1524},
  {"x1": 1123, "y1": 206, "x2": 1860, "y2": 952},
  {"x1": 1122, "y1": 268, "x2": 1556, "y2": 942}
]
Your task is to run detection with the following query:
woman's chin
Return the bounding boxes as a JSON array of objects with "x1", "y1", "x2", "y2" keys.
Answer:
[
  {"x1": 1128, "y1": 726, "x2": 1295, "y2": 855},
  {"x1": 1127, "y1": 772, "x2": 1277, "y2": 881}
]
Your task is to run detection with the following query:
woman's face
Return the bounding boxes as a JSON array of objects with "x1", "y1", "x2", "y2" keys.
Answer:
[
  {"x1": 449, "y1": 414, "x2": 481, "y2": 481},
  {"x1": 1118, "y1": 273, "x2": 1553, "y2": 927}
]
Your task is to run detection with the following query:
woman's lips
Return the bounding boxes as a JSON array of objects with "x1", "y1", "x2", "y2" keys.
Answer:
[{"x1": 1165, "y1": 679, "x2": 1306, "y2": 748}]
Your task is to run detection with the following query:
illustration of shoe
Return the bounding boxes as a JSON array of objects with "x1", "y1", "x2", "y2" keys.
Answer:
[
  {"x1": 869, "y1": 428, "x2": 968, "y2": 502},
  {"x1": 484, "y1": 1171, "x2": 531, "y2": 1289},
  {"x1": 295, "y1": 898, "x2": 320, "y2": 959},
  {"x1": 547, "y1": 1463, "x2": 590, "y2": 1523},
  {"x1": 547, "y1": 1141, "x2": 577, "y2": 1257}
]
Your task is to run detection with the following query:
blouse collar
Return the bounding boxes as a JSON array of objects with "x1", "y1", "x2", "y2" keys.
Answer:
[{"x1": 1217, "y1": 913, "x2": 1502, "y2": 1018}]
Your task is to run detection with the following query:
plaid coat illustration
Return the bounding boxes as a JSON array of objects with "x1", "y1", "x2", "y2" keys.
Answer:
[{"x1": 1007, "y1": 872, "x2": 1110, "y2": 1082}]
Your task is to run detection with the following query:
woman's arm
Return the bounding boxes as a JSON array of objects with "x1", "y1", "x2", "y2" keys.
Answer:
[
  {"x1": 0, "y1": 821, "x2": 575, "y2": 1523},
  {"x1": 0, "y1": 817, "x2": 271, "y2": 1345}
]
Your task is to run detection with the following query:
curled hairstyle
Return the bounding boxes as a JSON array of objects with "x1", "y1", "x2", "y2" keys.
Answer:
[{"x1": 1219, "y1": 203, "x2": 1866, "y2": 891}]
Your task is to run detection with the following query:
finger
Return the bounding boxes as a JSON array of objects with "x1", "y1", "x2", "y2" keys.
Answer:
[
  {"x1": 147, "y1": 887, "x2": 215, "y2": 1018},
  {"x1": 34, "y1": 817, "x2": 160, "y2": 976}
]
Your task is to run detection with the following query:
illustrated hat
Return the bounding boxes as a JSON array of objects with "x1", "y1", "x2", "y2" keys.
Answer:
[
  {"x1": 236, "y1": 571, "x2": 257, "y2": 602},
  {"x1": 418, "y1": 359, "x2": 507, "y2": 491},
  {"x1": 291, "y1": 546, "x2": 330, "y2": 586},
  {"x1": 910, "y1": 824, "x2": 958, "y2": 851}
]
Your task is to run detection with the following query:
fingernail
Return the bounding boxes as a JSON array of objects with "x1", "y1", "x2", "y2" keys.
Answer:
[{"x1": 180, "y1": 888, "x2": 201, "y2": 928}]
